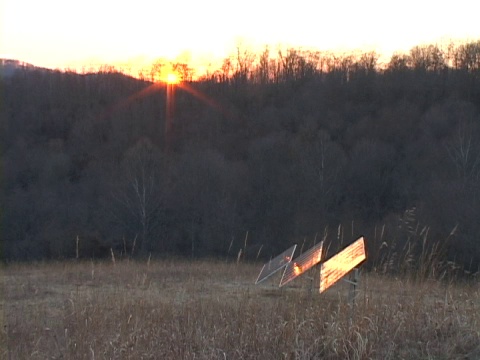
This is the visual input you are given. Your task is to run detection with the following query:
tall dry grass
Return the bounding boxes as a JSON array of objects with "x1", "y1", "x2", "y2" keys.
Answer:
[{"x1": 1, "y1": 258, "x2": 479, "y2": 359}]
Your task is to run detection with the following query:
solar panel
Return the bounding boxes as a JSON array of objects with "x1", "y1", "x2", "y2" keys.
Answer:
[
  {"x1": 255, "y1": 244, "x2": 297, "y2": 284},
  {"x1": 319, "y1": 236, "x2": 366, "y2": 293},
  {"x1": 279, "y1": 241, "x2": 323, "y2": 287}
]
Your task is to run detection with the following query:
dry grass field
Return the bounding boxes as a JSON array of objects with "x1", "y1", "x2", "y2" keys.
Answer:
[{"x1": 1, "y1": 258, "x2": 479, "y2": 359}]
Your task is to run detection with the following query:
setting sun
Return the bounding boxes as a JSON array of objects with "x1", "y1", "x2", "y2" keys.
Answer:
[{"x1": 166, "y1": 73, "x2": 180, "y2": 84}]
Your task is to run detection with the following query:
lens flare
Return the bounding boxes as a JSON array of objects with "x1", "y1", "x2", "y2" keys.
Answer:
[{"x1": 94, "y1": 70, "x2": 243, "y2": 155}]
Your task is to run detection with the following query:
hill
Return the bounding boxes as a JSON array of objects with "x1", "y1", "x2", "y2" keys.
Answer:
[
  {"x1": 1, "y1": 41, "x2": 480, "y2": 271},
  {"x1": 0, "y1": 58, "x2": 50, "y2": 77}
]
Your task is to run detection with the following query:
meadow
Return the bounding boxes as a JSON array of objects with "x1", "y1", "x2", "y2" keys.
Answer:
[{"x1": 1, "y1": 258, "x2": 479, "y2": 359}]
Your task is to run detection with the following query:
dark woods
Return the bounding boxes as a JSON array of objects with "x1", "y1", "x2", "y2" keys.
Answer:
[{"x1": 2, "y1": 41, "x2": 480, "y2": 272}]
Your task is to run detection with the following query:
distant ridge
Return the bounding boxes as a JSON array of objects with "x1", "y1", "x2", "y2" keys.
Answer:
[{"x1": 0, "y1": 58, "x2": 49, "y2": 77}]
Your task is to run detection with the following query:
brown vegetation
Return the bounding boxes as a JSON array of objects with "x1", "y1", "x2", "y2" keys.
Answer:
[{"x1": 1, "y1": 259, "x2": 479, "y2": 359}]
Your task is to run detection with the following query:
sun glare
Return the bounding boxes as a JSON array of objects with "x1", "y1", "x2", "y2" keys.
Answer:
[{"x1": 166, "y1": 73, "x2": 180, "y2": 84}]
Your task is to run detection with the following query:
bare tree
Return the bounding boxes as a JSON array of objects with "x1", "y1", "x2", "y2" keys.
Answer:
[
  {"x1": 409, "y1": 45, "x2": 446, "y2": 72},
  {"x1": 172, "y1": 62, "x2": 194, "y2": 82},
  {"x1": 255, "y1": 46, "x2": 271, "y2": 84},
  {"x1": 234, "y1": 44, "x2": 256, "y2": 83},
  {"x1": 446, "y1": 119, "x2": 480, "y2": 189},
  {"x1": 110, "y1": 138, "x2": 166, "y2": 253},
  {"x1": 453, "y1": 40, "x2": 480, "y2": 72}
]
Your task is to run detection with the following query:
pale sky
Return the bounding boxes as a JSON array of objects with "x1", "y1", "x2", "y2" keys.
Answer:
[{"x1": 1, "y1": 0, "x2": 479, "y2": 74}]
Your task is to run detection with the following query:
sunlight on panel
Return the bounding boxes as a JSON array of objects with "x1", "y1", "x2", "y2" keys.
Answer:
[
  {"x1": 255, "y1": 245, "x2": 297, "y2": 284},
  {"x1": 319, "y1": 236, "x2": 366, "y2": 293},
  {"x1": 279, "y1": 241, "x2": 323, "y2": 287}
]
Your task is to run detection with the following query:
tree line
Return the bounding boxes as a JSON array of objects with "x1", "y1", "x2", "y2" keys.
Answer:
[{"x1": 1, "y1": 40, "x2": 480, "y2": 273}]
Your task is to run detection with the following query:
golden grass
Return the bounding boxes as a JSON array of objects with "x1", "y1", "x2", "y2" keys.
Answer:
[{"x1": 1, "y1": 259, "x2": 479, "y2": 359}]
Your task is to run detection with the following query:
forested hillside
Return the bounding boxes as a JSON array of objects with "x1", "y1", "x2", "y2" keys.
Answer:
[{"x1": 2, "y1": 41, "x2": 480, "y2": 271}]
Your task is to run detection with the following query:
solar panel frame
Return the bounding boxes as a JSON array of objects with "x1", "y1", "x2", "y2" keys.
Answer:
[
  {"x1": 279, "y1": 241, "x2": 323, "y2": 287},
  {"x1": 255, "y1": 244, "x2": 297, "y2": 284}
]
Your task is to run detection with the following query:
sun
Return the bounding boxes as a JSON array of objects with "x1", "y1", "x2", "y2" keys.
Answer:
[
  {"x1": 165, "y1": 72, "x2": 180, "y2": 84},
  {"x1": 152, "y1": 64, "x2": 182, "y2": 84}
]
